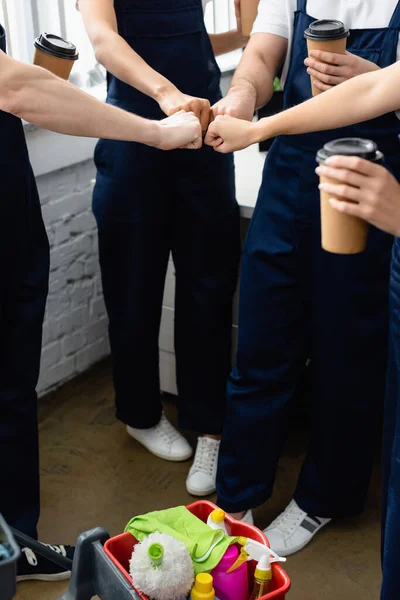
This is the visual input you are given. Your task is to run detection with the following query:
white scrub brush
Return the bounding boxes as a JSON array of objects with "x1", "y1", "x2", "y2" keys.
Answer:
[{"x1": 129, "y1": 532, "x2": 195, "y2": 600}]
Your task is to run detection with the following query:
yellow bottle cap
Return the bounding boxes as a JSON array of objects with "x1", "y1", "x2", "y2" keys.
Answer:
[
  {"x1": 255, "y1": 566, "x2": 272, "y2": 583},
  {"x1": 254, "y1": 555, "x2": 272, "y2": 583},
  {"x1": 191, "y1": 573, "x2": 215, "y2": 600},
  {"x1": 210, "y1": 509, "x2": 225, "y2": 524}
]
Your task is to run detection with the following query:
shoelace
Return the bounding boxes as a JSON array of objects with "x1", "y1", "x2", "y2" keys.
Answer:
[
  {"x1": 268, "y1": 501, "x2": 305, "y2": 535},
  {"x1": 154, "y1": 414, "x2": 182, "y2": 446},
  {"x1": 191, "y1": 438, "x2": 219, "y2": 475},
  {"x1": 21, "y1": 548, "x2": 38, "y2": 567},
  {"x1": 21, "y1": 544, "x2": 67, "y2": 567},
  {"x1": 43, "y1": 544, "x2": 67, "y2": 556}
]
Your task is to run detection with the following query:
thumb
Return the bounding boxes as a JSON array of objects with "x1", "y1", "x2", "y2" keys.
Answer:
[
  {"x1": 204, "y1": 121, "x2": 220, "y2": 146},
  {"x1": 214, "y1": 140, "x2": 230, "y2": 154}
]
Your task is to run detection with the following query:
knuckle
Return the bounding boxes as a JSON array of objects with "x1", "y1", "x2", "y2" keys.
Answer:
[
  {"x1": 340, "y1": 184, "x2": 351, "y2": 197},
  {"x1": 364, "y1": 205, "x2": 374, "y2": 219},
  {"x1": 374, "y1": 179, "x2": 385, "y2": 194},
  {"x1": 353, "y1": 158, "x2": 363, "y2": 171},
  {"x1": 340, "y1": 170, "x2": 350, "y2": 183}
]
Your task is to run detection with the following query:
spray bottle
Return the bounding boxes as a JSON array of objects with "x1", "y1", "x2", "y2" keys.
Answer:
[{"x1": 249, "y1": 555, "x2": 272, "y2": 600}]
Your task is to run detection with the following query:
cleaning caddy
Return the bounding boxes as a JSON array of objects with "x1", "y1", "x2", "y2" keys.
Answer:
[{"x1": 4, "y1": 501, "x2": 291, "y2": 600}]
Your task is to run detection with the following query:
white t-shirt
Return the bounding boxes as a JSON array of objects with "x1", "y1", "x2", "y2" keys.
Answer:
[{"x1": 253, "y1": 0, "x2": 400, "y2": 84}]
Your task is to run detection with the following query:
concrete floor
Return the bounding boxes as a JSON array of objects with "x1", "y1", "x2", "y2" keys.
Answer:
[{"x1": 15, "y1": 360, "x2": 382, "y2": 600}]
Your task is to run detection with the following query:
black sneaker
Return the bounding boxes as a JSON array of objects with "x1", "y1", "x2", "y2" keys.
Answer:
[{"x1": 17, "y1": 543, "x2": 75, "y2": 582}]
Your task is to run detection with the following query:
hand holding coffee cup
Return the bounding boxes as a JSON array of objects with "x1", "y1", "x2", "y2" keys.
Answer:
[
  {"x1": 304, "y1": 50, "x2": 380, "y2": 93},
  {"x1": 34, "y1": 33, "x2": 79, "y2": 80},
  {"x1": 304, "y1": 20, "x2": 349, "y2": 96},
  {"x1": 316, "y1": 138, "x2": 384, "y2": 254},
  {"x1": 318, "y1": 157, "x2": 400, "y2": 239}
]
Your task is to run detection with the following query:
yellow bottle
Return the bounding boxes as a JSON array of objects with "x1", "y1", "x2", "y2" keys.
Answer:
[
  {"x1": 190, "y1": 573, "x2": 219, "y2": 600},
  {"x1": 249, "y1": 555, "x2": 272, "y2": 600}
]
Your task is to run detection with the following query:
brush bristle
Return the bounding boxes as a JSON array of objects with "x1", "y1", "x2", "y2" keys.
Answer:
[{"x1": 130, "y1": 532, "x2": 195, "y2": 600}]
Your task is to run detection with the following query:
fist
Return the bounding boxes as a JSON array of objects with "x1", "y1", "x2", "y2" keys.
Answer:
[
  {"x1": 211, "y1": 88, "x2": 256, "y2": 122},
  {"x1": 156, "y1": 111, "x2": 202, "y2": 151},
  {"x1": 205, "y1": 114, "x2": 258, "y2": 153}
]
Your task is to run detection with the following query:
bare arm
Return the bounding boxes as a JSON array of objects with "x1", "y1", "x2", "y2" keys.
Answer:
[
  {"x1": 233, "y1": 33, "x2": 286, "y2": 108},
  {"x1": 255, "y1": 61, "x2": 400, "y2": 139},
  {"x1": 77, "y1": 0, "x2": 210, "y2": 130},
  {"x1": 0, "y1": 51, "x2": 201, "y2": 150},
  {"x1": 77, "y1": 0, "x2": 173, "y2": 105},
  {"x1": 208, "y1": 0, "x2": 248, "y2": 56},
  {"x1": 209, "y1": 30, "x2": 247, "y2": 56},
  {"x1": 211, "y1": 32, "x2": 287, "y2": 121},
  {"x1": 205, "y1": 61, "x2": 400, "y2": 153}
]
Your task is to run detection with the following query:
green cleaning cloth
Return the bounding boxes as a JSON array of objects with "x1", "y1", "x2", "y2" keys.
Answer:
[{"x1": 125, "y1": 506, "x2": 237, "y2": 573}]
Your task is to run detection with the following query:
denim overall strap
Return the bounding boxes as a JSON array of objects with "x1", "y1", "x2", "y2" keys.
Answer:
[{"x1": 389, "y1": 0, "x2": 400, "y2": 26}]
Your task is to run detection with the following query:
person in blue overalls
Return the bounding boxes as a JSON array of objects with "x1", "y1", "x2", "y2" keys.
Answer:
[
  {"x1": 78, "y1": 0, "x2": 245, "y2": 497},
  {"x1": 207, "y1": 53, "x2": 400, "y2": 600},
  {"x1": 0, "y1": 22, "x2": 201, "y2": 582},
  {"x1": 207, "y1": 0, "x2": 400, "y2": 556}
]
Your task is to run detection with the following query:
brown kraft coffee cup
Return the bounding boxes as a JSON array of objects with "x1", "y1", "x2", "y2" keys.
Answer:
[
  {"x1": 304, "y1": 20, "x2": 349, "y2": 96},
  {"x1": 34, "y1": 33, "x2": 79, "y2": 80},
  {"x1": 316, "y1": 138, "x2": 384, "y2": 255},
  {"x1": 240, "y1": 0, "x2": 261, "y2": 37}
]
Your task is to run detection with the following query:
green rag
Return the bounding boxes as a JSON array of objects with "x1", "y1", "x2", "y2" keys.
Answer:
[{"x1": 125, "y1": 506, "x2": 237, "y2": 573}]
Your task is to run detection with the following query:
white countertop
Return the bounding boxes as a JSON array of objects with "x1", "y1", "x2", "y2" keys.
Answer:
[{"x1": 234, "y1": 143, "x2": 266, "y2": 219}]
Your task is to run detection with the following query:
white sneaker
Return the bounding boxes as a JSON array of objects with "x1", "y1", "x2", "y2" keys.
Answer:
[
  {"x1": 127, "y1": 414, "x2": 193, "y2": 462},
  {"x1": 186, "y1": 437, "x2": 220, "y2": 496},
  {"x1": 264, "y1": 500, "x2": 331, "y2": 557}
]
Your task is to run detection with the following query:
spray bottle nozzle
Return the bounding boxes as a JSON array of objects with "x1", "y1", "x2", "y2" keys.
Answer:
[
  {"x1": 227, "y1": 537, "x2": 286, "y2": 572},
  {"x1": 227, "y1": 546, "x2": 249, "y2": 573}
]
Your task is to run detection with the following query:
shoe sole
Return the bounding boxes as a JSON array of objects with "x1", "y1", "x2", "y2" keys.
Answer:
[
  {"x1": 264, "y1": 538, "x2": 311, "y2": 557},
  {"x1": 186, "y1": 484, "x2": 216, "y2": 497},
  {"x1": 127, "y1": 430, "x2": 193, "y2": 462},
  {"x1": 17, "y1": 571, "x2": 71, "y2": 582}
]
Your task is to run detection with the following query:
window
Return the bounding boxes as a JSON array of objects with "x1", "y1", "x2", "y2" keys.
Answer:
[
  {"x1": 0, "y1": 0, "x2": 102, "y2": 89},
  {"x1": 204, "y1": 0, "x2": 237, "y2": 32},
  {"x1": 0, "y1": 0, "x2": 239, "y2": 87},
  {"x1": 205, "y1": 0, "x2": 242, "y2": 71}
]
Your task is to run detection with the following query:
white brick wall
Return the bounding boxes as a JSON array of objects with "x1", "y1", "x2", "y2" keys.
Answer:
[{"x1": 37, "y1": 160, "x2": 110, "y2": 395}]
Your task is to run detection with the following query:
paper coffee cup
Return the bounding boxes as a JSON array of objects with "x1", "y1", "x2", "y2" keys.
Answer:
[
  {"x1": 305, "y1": 20, "x2": 349, "y2": 96},
  {"x1": 34, "y1": 33, "x2": 78, "y2": 80},
  {"x1": 240, "y1": 0, "x2": 260, "y2": 37},
  {"x1": 316, "y1": 138, "x2": 384, "y2": 255}
]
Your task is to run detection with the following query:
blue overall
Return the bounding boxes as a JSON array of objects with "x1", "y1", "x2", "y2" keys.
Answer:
[
  {"x1": 0, "y1": 26, "x2": 49, "y2": 538},
  {"x1": 381, "y1": 238, "x2": 400, "y2": 599},
  {"x1": 93, "y1": 0, "x2": 240, "y2": 433},
  {"x1": 217, "y1": 0, "x2": 400, "y2": 517}
]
